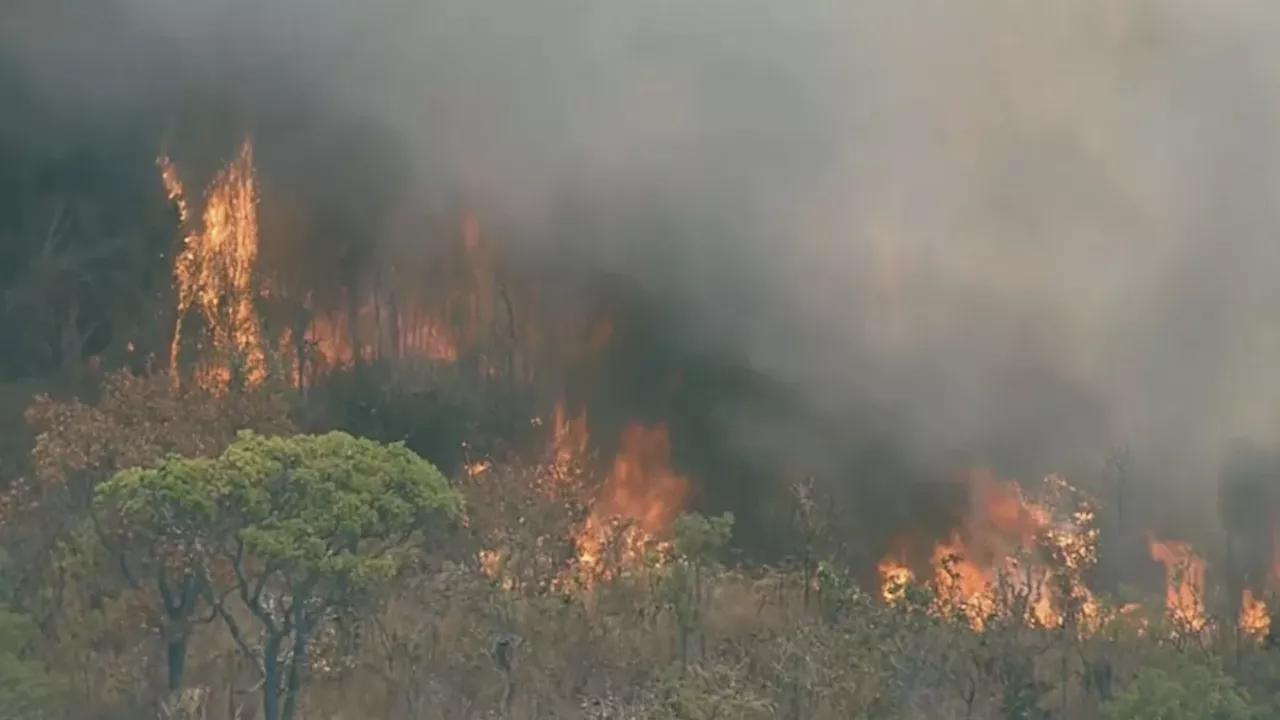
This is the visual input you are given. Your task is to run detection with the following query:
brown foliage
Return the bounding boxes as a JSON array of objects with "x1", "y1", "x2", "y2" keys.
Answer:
[
  {"x1": 7, "y1": 370, "x2": 293, "y2": 524},
  {"x1": 0, "y1": 369, "x2": 295, "y2": 649}
]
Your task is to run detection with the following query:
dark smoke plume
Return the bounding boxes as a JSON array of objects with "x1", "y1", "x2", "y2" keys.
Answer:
[{"x1": 7, "y1": 0, "x2": 1280, "y2": 551}]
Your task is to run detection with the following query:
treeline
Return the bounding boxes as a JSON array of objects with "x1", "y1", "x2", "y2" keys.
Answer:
[{"x1": 0, "y1": 368, "x2": 1275, "y2": 720}]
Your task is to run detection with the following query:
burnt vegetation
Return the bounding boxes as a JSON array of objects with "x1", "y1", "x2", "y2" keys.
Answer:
[{"x1": 8, "y1": 7, "x2": 1280, "y2": 720}]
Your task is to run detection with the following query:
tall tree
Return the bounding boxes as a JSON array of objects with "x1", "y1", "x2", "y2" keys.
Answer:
[
  {"x1": 97, "y1": 430, "x2": 464, "y2": 720},
  {"x1": 1, "y1": 369, "x2": 294, "y2": 692}
]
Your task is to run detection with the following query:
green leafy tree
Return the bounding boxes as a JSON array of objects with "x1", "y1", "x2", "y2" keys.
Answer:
[
  {"x1": 10, "y1": 369, "x2": 294, "y2": 694},
  {"x1": 97, "y1": 430, "x2": 464, "y2": 720},
  {"x1": 659, "y1": 512, "x2": 734, "y2": 671}
]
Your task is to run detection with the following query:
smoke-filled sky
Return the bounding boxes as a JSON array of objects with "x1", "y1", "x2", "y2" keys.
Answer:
[{"x1": 9, "y1": 0, "x2": 1280, "y2": 504}]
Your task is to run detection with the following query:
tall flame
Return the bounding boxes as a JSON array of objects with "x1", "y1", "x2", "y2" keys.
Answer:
[
  {"x1": 1147, "y1": 535, "x2": 1208, "y2": 635},
  {"x1": 161, "y1": 141, "x2": 477, "y2": 388},
  {"x1": 163, "y1": 141, "x2": 266, "y2": 388},
  {"x1": 575, "y1": 424, "x2": 691, "y2": 577}
]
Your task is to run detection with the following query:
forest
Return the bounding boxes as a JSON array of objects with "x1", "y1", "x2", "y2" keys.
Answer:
[{"x1": 8, "y1": 2, "x2": 1280, "y2": 719}]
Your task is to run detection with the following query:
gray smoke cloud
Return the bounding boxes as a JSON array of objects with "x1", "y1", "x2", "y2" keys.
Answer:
[{"x1": 11, "y1": 0, "x2": 1280, "y2": 508}]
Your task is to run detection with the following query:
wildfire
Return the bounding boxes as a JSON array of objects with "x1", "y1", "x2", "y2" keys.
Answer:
[
  {"x1": 878, "y1": 556, "x2": 914, "y2": 605},
  {"x1": 574, "y1": 423, "x2": 691, "y2": 576},
  {"x1": 883, "y1": 483, "x2": 1274, "y2": 639},
  {"x1": 160, "y1": 140, "x2": 477, "y2": 390},
  {"x1": 551, "y1": 400, "x2": 590, "y2": 479},
  {"x1": 299, "y1": 292, "x2": 459, "y2": 374},
  {"x1": 1144, "y1": 534, "x2": 1271, "y2": 640},
  {"x1": 1241, "y1": 588, "x2": 1270, "y2": 638},
  {"x1": 471, "y1": 400, "x2": 691, "y2": 589},
  {"x1": 877, "y1": 470, "x2": 1099, "y2": 630},
  {"x1": 1147, "y1": 535, "x2": 1208, "y2": 635},
  {"x1": 887, "y1": 494, "x2": 1272, "y2": 638},
  {"x1": 523, "y1": 393, "x2": 691, "y2": 581},
  {"x1": 164, "y1": 139, "x2": 1278, "y2": 639},
  {"x1": 163, "y1": 141, "x2": 267, "y2": 389}
]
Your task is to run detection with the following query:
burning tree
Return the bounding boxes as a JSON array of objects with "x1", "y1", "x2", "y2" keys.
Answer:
[
  {"x1": 876, "y1": 471, "x2": 1101, "y2": 632},
  {"x1": 161, "y1": 141, "x2": 267, "y2": 390}
]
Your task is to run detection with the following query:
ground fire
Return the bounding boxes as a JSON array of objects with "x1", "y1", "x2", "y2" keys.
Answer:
[
  {"x1": 877, "y1": 471, "x2": 1099, "y2": 631},
  {"x1": 877, "y1": 470, "x2": 1279, "y2": 638},
  {"x1": 573, "y1": 423, "x2": 691, "y2": 576}
]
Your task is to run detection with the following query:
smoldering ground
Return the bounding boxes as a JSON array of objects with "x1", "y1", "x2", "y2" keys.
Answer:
[{"x1": 7, "y1": 0, "x2": 1280, "y2": 548}]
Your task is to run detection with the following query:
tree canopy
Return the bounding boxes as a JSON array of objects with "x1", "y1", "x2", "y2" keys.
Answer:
[{"x1": 96, "y1": 430, "x2": 464, "y2": 720}]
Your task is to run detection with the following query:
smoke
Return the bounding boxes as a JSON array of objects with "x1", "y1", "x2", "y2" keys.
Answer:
[{"x1": 10, "y1": 0, "x2": 1280, "y2": 517}]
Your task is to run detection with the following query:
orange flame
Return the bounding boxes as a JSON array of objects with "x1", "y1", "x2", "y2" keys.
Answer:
[
  {"x1": 163, "y1": 141, "x2": 267, "y2": 389},
  {"x1": 1241, "y1": 588, "x2": 1270, "y2": 638},
  {"x1": 877, "y1": 558, "x2": 914, "y2": 604},
  {"x1": 473, "y1": 402, "x2": 690, "y2": 588},
  {"x1": 575, "y1": 424, "x2": 691, "y2": 576},
  {"x1": 299, "y1": 292, "x2": 458, "y2": 376},
  {"x1": 877, "y1": 470, "x2": 1098, "y2": 630},
  {"x1": 162, "y1": 142, "x2": 474, "y2": 388},
  {"x1": 1147, "y1": 535, "x2": 1208, "y2": 635}
]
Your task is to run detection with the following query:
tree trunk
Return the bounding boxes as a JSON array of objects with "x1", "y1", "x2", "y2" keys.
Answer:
[
  {"x1": 262, "y1": 633, "x2": 283, "y2": 720},
  {"x1": 345, "y1": 276, "x2": 361, "y2": 367},
  {"x1": 292, "y1": 304, "x2": 309, "y2": 394},
  {"x1": 166, "y1": 636, "x2": 188, "y2": 691},
  {"x1": 371, "y1": 269, "x2": 384, "y2": 362},
  {"x1": 281, "y1": 624, "x2": 310, "y2": 720}
]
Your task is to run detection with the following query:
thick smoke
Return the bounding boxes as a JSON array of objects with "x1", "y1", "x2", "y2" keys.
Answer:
[{"x1": 10, "y1": 0, "x2": 1280, "y2": 518}]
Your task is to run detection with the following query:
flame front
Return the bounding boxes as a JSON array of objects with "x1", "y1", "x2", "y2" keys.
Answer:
[{"x1": 877, "y1": 470, "x2": 1098, "y2": 630}]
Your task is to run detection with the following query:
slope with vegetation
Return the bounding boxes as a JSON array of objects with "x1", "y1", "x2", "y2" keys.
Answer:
[{"x1": 0, "y1": 369, "x2": 1273, "y2": 720}]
